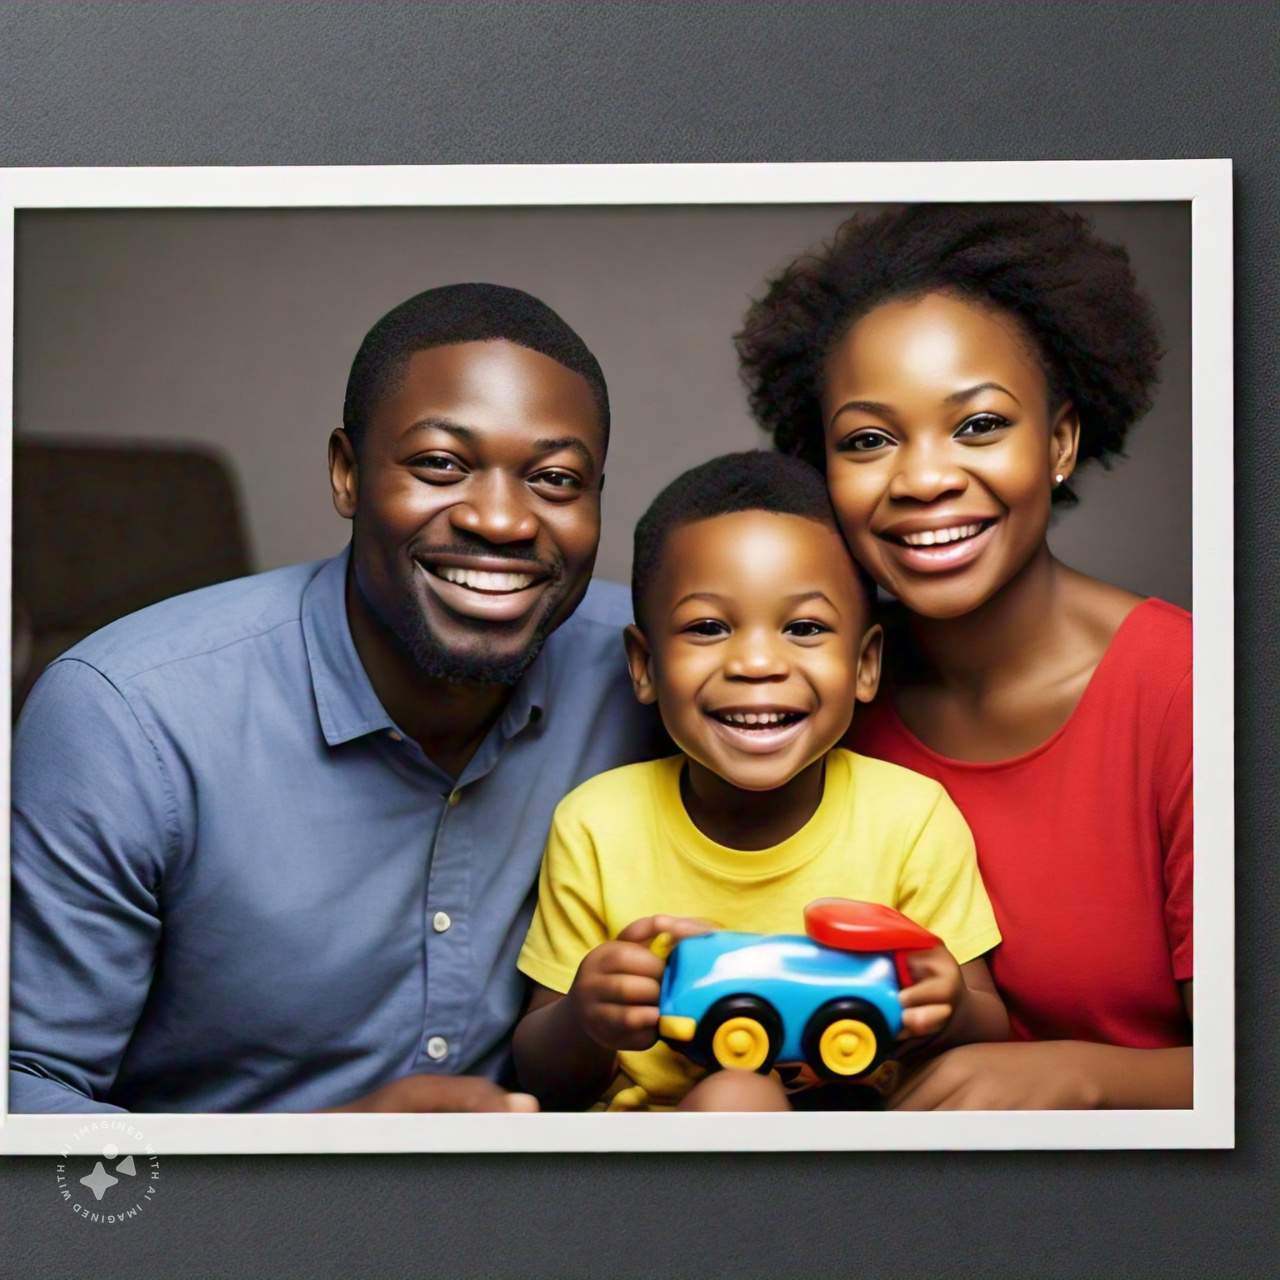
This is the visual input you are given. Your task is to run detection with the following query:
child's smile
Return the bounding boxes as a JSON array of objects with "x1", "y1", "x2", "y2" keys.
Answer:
[
  {"x1": 705, "y1": 704, "x2": 811, "y2": 755},
  {"x1": 626, "y1": 509, "x2": 881, "y2": 800}
]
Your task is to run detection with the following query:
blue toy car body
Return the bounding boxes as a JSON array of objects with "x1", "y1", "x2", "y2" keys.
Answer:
[{"x1": 656, "y1": 899, "x2": 939, "y2": 1085}]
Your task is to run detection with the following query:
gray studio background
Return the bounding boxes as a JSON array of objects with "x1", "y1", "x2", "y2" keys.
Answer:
[{"x1": 14, "y1": 200, "x2": 1190, "y2": 609}]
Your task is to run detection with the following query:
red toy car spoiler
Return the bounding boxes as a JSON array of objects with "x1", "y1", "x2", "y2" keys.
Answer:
[{"x1": 804, "y1": 898, "x2": 941, "y2": 990}]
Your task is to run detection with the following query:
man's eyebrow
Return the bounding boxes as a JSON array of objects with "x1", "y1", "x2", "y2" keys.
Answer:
[
  {"x1": 400, "y1": 421, "x2": 596, "y2": 467},
  {"x1": 944, "y1": 381, "x2": 1021, "y2": 407},
  {"x1": 401, "y1": 416, "x2": 476, "y2": 442},
  {"x1": 532, "y1": 436, "x2": 596, "y2": 467}
]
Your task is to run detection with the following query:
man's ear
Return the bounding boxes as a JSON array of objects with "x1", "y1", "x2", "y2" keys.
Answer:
[
  {"x1": 329, "y1": 428, "x2": 359, "y2": 520},
  {"x1": 1049, "y1": 401, "x2": 1080, "y2": 486},
  {"x1": 855, "y1": 623, "x2": 884, "y2": 704},
  {"x1": 623, "y1": 624, "x2": 658, "y2": 705}
]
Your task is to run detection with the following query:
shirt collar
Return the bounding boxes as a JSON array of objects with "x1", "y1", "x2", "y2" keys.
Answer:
[
  {"x1": 302, "y1": 547, "x2": 396, "y2": 746},
  {"x1": 302, "y1": 545, "x2": 551, "y2": 749}
]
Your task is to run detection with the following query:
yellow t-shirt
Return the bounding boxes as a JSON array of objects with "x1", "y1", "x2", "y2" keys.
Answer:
[{"x1": 518, "y1": 749, "x2": 1001, "y2": 1110}]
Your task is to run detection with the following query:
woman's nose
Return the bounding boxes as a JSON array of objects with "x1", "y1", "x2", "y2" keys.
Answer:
[
  {"x1": 887, "y1": 441, "x2": 968, "y2": 503},
  {"x1": 448, "y1": 472, "x2": 540, "y2": 543}
]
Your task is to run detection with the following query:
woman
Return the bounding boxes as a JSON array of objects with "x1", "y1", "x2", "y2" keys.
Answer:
[{"x1": 736, "y1": 205, "x2": 1191, "y2": 1109}]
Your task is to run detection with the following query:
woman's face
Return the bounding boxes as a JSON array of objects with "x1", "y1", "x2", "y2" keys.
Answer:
[{"x1": 821, "y1": 291, "x2": 1079, "y2": 620}]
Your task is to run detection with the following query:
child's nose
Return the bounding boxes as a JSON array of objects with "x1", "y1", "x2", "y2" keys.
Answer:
[{"x1": 724, "y1": 632, "x2": 789, "y2": 680}]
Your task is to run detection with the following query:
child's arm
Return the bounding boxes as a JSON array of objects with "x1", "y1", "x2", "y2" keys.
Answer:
[
  {"x1": 513, "y1": 915, "x2": 710, "y2": 1110},
  {"x1": 897, "y1": 947, "x2": 1009, "y2": 1049}
]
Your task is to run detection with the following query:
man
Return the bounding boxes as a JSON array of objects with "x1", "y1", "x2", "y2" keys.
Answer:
[{"x1": 9, "y1": 284, "x2": 664, "y2": 1113}]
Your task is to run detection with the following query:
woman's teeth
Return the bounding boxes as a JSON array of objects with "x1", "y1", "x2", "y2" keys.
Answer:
[
  {"x1": 900, "y1": 522, "x2": 985, "y2": 547},
  {"x1": 716, "y1": 711, "x2": 801, "y2": 727},
  {"x1": 436, "y1": 567, "x2": 537, "y2": 593}
]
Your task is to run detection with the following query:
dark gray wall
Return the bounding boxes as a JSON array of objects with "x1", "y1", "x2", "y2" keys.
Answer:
[
  {"x1": 14, "y1": 200, "x2": 1191, "y2": 606},
  {"x1": 3, "y1": 5, "x2": 1275, "y2": 1279}
]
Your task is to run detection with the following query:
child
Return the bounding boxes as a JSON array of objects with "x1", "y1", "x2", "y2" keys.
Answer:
[{"x1": 513, "y1": 452, "x2": 1007, "y2": 1111}]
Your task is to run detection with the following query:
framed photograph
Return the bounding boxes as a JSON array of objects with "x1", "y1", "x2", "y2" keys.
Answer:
[{"x1": 0, "y1": 161, "x2": 1232, "y2": 1155}]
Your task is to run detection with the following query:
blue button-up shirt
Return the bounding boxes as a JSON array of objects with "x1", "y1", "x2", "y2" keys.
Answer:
[{"x1": 9, "y1": 550, "x2": 664, "y2": 1112}]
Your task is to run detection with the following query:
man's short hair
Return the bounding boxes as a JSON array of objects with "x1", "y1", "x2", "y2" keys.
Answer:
[
  {"x1": 631, "y1": 450, "x2": 872, "y2": 627},
  {"x1": 342, "y1": 283, "x2": 610, "y2": 449}
]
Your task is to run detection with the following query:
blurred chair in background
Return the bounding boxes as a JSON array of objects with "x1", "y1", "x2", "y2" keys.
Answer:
[{"x1": 11, "y1": 439, "x2": 251, "y2": 714}]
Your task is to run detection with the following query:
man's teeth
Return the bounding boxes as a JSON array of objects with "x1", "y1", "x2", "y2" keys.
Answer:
[
  {"x1": 900, "y1": 522, "x2": 985, "y2": 548},
  {"x1": 437, "y1": 566, "x2": 537, "y2": 592},
  {"x1": 720, "y1": 711, "x2": 799, "y2": 726}
]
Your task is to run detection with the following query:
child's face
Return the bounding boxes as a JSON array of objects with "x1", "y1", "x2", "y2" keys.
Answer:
[{"x1": 625, "y1": 510, "x2": 882, "y2": 792}]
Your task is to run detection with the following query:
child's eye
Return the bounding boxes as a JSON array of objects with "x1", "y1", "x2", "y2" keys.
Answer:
[
  {"x1": 784, "y1": 620, "x2": 830, "y2": 638},
  {"x1": 836, "y1": 429, "x2": 894, "y2": 454},
  {"x1": 953, "y1": 413, "x2": 1011, "y2": 439},
  {"x1": 682, "y1": 619, "x2": 729, "y2": 638}
]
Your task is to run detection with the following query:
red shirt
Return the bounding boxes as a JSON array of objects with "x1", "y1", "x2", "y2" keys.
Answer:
[{"x1": 851, "y1": 599, "x2": 1192, "y2": 1048}]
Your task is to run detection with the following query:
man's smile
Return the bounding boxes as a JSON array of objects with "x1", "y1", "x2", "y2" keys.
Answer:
[
  {"x1": 416, "y1": 553, "x2": 558, "y2": 624},
  {"x1": 429, "y1": 564, "x2": 545, "y2": 594}
]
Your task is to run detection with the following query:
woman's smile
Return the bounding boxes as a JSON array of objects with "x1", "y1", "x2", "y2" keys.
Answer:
[{"x1": 876, "y1": 515, "x2": 1001, "y2": 574}]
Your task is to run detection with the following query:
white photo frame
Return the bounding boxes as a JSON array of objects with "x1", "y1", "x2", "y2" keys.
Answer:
[{"x1": 0, "y1": 161, "x2": 1233, "y2": 1154}]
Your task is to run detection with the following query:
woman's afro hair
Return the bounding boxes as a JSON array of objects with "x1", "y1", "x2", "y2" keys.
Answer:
[{"x1": 735, "y1": 204, "x2": 1162, "y2": 506}]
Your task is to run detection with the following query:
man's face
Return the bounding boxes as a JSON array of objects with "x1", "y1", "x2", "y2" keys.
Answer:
[{"x1": 332, "y1": 339, "x2": 605, "y2": 685}]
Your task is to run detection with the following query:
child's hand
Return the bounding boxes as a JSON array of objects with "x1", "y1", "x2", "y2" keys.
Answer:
[
  {"x1": 896, "y1": 943, "x2": 965, "y2": 1039},
  {"x1": 569, "y1": 915, "x2": 713, "y2": 1051}
]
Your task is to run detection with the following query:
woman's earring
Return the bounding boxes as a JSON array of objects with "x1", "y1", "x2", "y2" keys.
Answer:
[{"x1": 1054, "y1": 473, "x2": 1065, "y2": 486}]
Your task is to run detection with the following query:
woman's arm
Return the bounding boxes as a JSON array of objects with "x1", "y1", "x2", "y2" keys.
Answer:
[{"x1": 890, "y1": 980, "x2": 1192, "y2": 1110}]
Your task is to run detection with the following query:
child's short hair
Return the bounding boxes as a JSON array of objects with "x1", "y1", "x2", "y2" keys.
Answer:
[{"x1": 631, "y1": 450, "x2": 873, "y2": 627}]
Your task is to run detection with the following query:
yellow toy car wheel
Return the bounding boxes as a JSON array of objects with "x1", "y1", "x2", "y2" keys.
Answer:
[
  {"x1": 711, "y1": 1017, "x2": 771, "y2": 1072},
  {"x1": 817, "y1": 1018, "x2": 878, "y2": 1076},
  {"x1": 696, "y1": 996, "x2": 783, "y2": 1075},
  {"x1": 802, "y1": 998, "x2": 890, "y2": 1082}
]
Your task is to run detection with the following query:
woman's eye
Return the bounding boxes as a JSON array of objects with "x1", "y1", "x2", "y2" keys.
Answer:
[
  {"x1": 837, "y1": 429, "x2": 893, "y2": 454},
  {"x1": 683, "y1": 619, "x2": 729, "y2": 638},
  {"x1": 954, "y1": 413, "x2": 1010, "y2": 439},
  {"x1": 784, "y1": 620, "x2": 829, "y2": 638}
]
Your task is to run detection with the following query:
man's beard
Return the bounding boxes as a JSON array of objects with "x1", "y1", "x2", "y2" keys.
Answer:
[
  {"x1": 370, "y1": 546, "x2": 569, "y2": 686},
  {"x1": 389, "y1": 597, "x2": 560, "y2": 686}
]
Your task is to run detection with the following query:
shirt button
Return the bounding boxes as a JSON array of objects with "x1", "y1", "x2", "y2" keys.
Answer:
[
  {"x1": 432, "y1": 911, "x2": 452, "y2": 933},
  {"x1": 426, "y1": 1036, "x2": 449, "y2": 1061},
  {"x1": 447, "y1": 791, "x2": 461, "y2": 807}
]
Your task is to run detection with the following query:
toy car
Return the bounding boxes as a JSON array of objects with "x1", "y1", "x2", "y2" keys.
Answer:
[{"x1": 656, "y1": 899, "x2": 940, "y2": 1085}]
